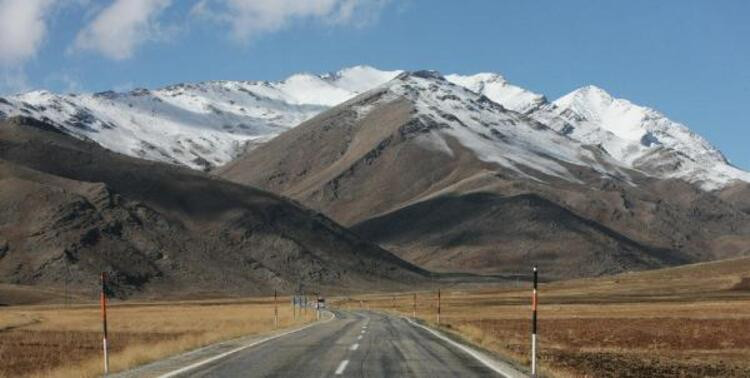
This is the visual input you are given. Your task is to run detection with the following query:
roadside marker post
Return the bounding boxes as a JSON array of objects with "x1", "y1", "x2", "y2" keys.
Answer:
[
  {"x1": 100, "y1": 272, "x2": 109, "y2": 375},
  {"x1": 274, "y1": 290, "x2": 278, "y2": 328},
  {"x1": 437, "y1": 289, "x2": 441, "y2": 326},
  {"x1": 531, "y1": 266, "x2": 538, "y2": 378},
  {"x1": 413, "y1": 293, "x2": 416, "y2": 319}
]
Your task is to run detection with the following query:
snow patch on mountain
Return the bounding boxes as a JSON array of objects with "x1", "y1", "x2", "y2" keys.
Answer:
[
  {"x1": 534, "y1": 85, "x2": 750, "y2": 190},
  {"x1": 445, "y1": 73, "x2": 546, "y2": 114},
  {"x1": 0, "y1": 66, "x2": 401, "y2": 170},
  {"x1": 364, "y1": 71, "x2": 626, "y2": 184}
]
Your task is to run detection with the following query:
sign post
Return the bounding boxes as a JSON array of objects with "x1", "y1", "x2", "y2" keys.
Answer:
[
  {"x1": 531, "y1": 266, "x2": 538, "y2": 378},
  {"x1": 100, "y1": 272, "x2": 109, "y2": 375}
]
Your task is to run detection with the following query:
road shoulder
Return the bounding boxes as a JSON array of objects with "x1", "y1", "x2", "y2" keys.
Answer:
[
  {"x1": 112, "y1": 312, "x2": 335, "y2": 378},
  {"x1": 403, "y1": 316, "x2": 528, "y2": 378}
]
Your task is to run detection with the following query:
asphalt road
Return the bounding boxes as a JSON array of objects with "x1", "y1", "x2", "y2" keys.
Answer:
[{"x1": 178, "y1": 310, "x2": 508, "y2": 377}]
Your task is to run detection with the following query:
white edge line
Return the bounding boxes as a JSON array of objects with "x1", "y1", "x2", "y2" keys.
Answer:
[
  {"x1": 403, "y1": 317, "x2": 525, "y2": 378},
  {"x1": 157, "y1": 312, "x2": 336, "y2": 378}
]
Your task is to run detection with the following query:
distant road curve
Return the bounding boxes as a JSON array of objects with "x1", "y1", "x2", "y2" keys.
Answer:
[{"x1": 149, "y1": 310, "x2": 526, "y2": 378}]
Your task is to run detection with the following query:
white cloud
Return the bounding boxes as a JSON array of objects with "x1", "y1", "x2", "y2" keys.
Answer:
[
  {"x1": 73, "y1": 0, "x2": 172, "y2": 60},
  {"x1": 192, "y1": 0, "x2": 389, "y2": 42},
  {"x1": 0, "y1": 67, "x2": 29, "y2": 94},
  {"x1": 0, "y1": 0, "x2": 57, "y2": 66}
]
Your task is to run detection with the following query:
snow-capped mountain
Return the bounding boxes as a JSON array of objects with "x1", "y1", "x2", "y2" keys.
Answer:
[
  {"x1": 447, "y1": 73, "x2": 750, "y2": 190},
  {"x1": 360, "y1": 71, "x2": 625, "y2": 183},
  {"x1": 530, "y1": 86, "x2": 750, "y2": 190},
  {"x1": 0, "y1": 66, "x2": 401, "y2": 170},
  {"x1": 1, "y1": 65, "x2": 747, "y2": 191}
]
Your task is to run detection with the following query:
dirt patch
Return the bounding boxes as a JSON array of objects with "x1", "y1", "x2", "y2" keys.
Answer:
[{"x1": 731, "y1": 277, "x2": 750, "y2": 291}]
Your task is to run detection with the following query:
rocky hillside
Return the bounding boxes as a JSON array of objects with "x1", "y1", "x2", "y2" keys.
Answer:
[{"x1": 0, "y1": 116, "x2": 428, "y2": 298}]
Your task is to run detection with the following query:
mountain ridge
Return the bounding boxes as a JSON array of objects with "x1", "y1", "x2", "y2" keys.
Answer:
[{"x1": 1, "y1": 66, "x2": 748, "y2": 191}]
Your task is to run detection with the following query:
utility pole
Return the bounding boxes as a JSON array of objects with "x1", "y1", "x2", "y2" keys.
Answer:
[
  {"x1": 531, "y1": 266, "x2": 538, "y2": 378},
  {"x1": 100, "y1": 272, "x2": 109, "y2": 375},
  {"x1": 437, "y1": 289, "x2": 441, "y2": 326}
]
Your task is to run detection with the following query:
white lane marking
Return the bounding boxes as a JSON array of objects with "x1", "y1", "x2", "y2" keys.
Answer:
[
  {"x1": 357, "y1": 335, "x2": 363, "y2": 340},
  {"x1": 335, "y1": 359, "x2": 350, "y2": 375},
  {"x1": 360, "y1": 330, "x2": 366, "y2": 334},
  {"x1": 156, "y1": 312, "x2": 336, "y2": 378},
  {"x1": 350, "y1": 343, "x2": 359, "y2": 351},
  {"x1": 403, "y1": 317, "x2": 526, "y2": 378}
]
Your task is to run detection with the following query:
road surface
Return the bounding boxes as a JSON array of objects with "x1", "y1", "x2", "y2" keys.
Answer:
[{"x1": 169, "y1": 310, "x2": 519, "y2": 377}]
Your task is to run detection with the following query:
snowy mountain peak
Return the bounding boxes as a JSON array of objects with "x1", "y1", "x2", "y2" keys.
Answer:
[
  {"x1": 360, "y1": 70, "x2": 625, "y2": 184},
  {"x1": 445, "y1": 72, "x2": 547, "y2": 114},
  {"x1": 538, "y1": 85, "x2": 745, "y2": 190},
  {"x1": 321, "y1": 65, "x2": 403, "y2": 92}
]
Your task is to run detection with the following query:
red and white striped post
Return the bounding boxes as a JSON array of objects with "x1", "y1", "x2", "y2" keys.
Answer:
[
  {"x1": 100, "y1": 272, "x2": 109, "y2": 375},
  {"x1": 413, "y1": 293, "x2": 417, "y2": 319},
  {"x1": 531, "y1": 266, "x2": 538, "y2": 377},
  {"x1": 436, "y1": 289, "x2": 441, "y2": 325}
]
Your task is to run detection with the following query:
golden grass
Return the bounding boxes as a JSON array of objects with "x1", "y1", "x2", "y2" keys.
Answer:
[{"x1": 0, "y1": 297, "x2": 317, "y2": 377}]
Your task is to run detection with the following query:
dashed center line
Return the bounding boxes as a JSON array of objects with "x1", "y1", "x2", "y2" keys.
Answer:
[
  {"x1": 357, "y1": 335, "x2": 363, "y2": 340},
  {"x1": 335, "y1": 359, "x2": 350, "y2": 375},
  {"x1": 350, "y1": 343, "x2": 359, "y2": 351}
]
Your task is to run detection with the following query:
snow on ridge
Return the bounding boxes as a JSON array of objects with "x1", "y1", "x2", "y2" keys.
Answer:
[
  {"x1": 0, "y1": 66, "x2": 401, "y2": 170},
  {"x1": 541, "y1": 85, "x2": 745, "y2": 190},
  {"x1": 373, "y1": 72, "x2": 626, "y2": 184},
  {"x1": 1, "y1": 65, "x2": 747, "y2": 191},
  {"x1": 445, "y1": 72, "x2": 547, "y2": 114}
]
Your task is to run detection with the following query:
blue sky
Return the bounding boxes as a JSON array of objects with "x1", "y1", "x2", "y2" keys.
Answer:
[{"x1": 1, "y1": 0, "x2": 749, "y2": 168}]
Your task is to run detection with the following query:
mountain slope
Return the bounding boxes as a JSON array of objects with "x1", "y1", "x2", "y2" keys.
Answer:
[
  {"x1": 220, "y1": 71, "x2": 750, "y2": 278},
  {"x1": 351, "y1": 192, "x2": 686, "y2": 275},
  {"x1": 0, "y1": 116, "x2": 427, "y2": 297},
  {"x1": 221, "y1": 71, "x2": 630, "y2": 224},
  {"x1": 0, "y1": 66, "x2": 401, "y2": 171}
]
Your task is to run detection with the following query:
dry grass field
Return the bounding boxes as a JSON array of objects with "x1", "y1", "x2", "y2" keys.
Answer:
[
  {"x1": 337, "y1": 257, "x2": 750, "y2": 377},
  {"x1": 0, "y1": 295, "x2": 316, "y2": 377}
]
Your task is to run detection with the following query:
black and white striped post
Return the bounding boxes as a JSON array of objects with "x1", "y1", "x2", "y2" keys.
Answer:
[{"x1": 531, "y1": 266, "x2": 538, "y2": 377}]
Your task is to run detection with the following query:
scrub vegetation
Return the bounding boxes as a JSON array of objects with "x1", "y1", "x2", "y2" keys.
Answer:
[
  {"x1": 339, "y1": 256, "x2": 750, "y2": 377},
  {"x1": 0, "y1": 296, "x2": 315, "y2": 377}
]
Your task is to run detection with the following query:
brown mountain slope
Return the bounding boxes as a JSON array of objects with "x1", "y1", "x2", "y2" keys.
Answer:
[
  {"x1": 350, "y1": 192, "x2": 688, "y2": 276},
  {"x1": 0, "y1": 117, "x2": 429, "y2": 298},
  {"x1": 221, "y1": 73, "x2": 750, "y2": 278}
]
